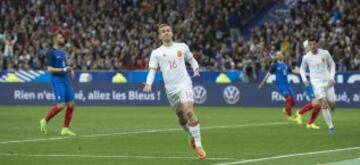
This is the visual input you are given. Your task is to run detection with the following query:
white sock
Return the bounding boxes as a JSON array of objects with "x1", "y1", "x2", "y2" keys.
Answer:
[
  {"x1": 181, "y1": 125, "x2": 191, "y2": 136},
  {"x1": 188, "y1": 123, "x2": 202, "y2": 147},
  {"x1": 322, "y1": 108, "x2": 334, "y2": 129}
]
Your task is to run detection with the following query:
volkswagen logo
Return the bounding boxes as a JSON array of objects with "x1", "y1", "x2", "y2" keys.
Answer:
[
  {"x1": 193, "y1": 85, "x2": 207, "y2": 104},
  {"x1": 223, "y1": 86, "x2": 240, "y2": 104}
]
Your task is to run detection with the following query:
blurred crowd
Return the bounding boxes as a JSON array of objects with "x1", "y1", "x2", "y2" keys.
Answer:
[
  {"x1": 245, "y1": 0, "x2": 360, "y2": 73},
  {"x1": 0, "y1": 0, "x2": 260, "y2": 71},
  {"x1": 0, "y1": 0, "x2": 359, "y2": 73}
]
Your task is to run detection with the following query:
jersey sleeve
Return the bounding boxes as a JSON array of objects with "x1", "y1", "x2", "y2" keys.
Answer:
[
  {"x1": 148, "y1": 50, "x2": 158, "y2": 69},
  {"x1": 299, "y1": 56, "x2": 308, "y2": 83},
  {"x1": 46, "y1": 50, "x2": 55, "y2": 67},
  {"x1": 183, "y1": 43, "x2": 199, "y2": 71},
  {"x1": 325, "y1": 50, "x2": 336, "y2": 80},
  {"x1": 269, "y1": 63, "x2": 276, "y2": 74},
  {"x1": 183, "y1": 43, "x2": 193, "y2": 61}
]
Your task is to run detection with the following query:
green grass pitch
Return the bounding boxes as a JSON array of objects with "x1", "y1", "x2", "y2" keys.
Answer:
[{"x1": 0, "y1": 106, "x2": 359, "y2": 165}]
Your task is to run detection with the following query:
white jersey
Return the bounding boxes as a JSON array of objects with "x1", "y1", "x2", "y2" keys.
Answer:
[
  {"x1": 300, "y1": 48, "x2": 336, "y2": 87},
  {"x1": 149, "y1": 42, "x2": 195, "y2": 94},
  {"x1": 0, "y1": 34, "x2": 17, "y2": 57}
]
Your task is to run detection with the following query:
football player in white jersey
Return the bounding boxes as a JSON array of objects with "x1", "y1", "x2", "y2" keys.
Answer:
[
  {"x1": 300, "y1": 37, "x2": 336, "y2": 134},
  {"x1": 295, "y1": 40, "x2": 322, "y2": 129},
  {"x1": 143, "y1": 24, "x2": 206, "y2": 159}
]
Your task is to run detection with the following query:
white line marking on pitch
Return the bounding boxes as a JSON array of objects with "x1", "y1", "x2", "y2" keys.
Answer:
[
  {"x1": 0, "y1": 122, "x2": 286, "y2": 144},
  {"x1": 320, "y1": 157, "x2": 360, "y2": 165},
  {"x1": 0, "y1": 153, "x2": 241, "y2": 161},
  {"x1": 216, "y1": 146, "x2": 360, "y2": 165}
]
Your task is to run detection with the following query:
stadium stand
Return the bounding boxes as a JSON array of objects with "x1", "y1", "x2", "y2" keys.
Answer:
[{"x1": 0, "y1": 0, "x2": 359, "y2": 72}]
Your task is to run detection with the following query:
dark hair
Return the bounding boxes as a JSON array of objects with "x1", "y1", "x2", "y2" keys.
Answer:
[
  {"x1": 51, "y1": 32, "x2": 64, "y2": 48},
  {"x1": 308, "y1": 36, "x2": 318, "y2": 42}
]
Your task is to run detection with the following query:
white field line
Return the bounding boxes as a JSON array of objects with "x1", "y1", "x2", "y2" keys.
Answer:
[
  {"x1": 0, "y1": 122, "x2": 287, "y2": 144},
  {"x1": 319, "y1": 157, "x2": 360, "y2": 165},
  {"x1": 216, "y1": 146, "x2": 360, "y2": 165},
  {"x1": 0, "y1": 153, "x2": 240, "y2": 161}
]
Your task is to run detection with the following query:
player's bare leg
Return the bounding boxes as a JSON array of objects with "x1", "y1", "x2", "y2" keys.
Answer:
[
  {"x1": 182, "y1": 102, "x2": 206, "y2": 159},
  {"x1": 319, "y1": 98, "x2": 335, "y2": 134},
  {"x1": 176, "y1": 111, "x2": 191, "y2": 134},
  {"x1": 176, "y1": 111, "x2": 195, "y2": 149},
  {"x1": 61, "y1": 101, "x2": 76, "y2": 136},
  {"x1": 328, "y1": 102, "x2": 336, "y2": 112},
  {"x1": 40, "y1": 103, "x2": 65, "y2": 134}
]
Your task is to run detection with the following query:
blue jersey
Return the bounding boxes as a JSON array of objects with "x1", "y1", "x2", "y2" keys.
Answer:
[
  {"x1": 269, "y1": 62, "x2": 292, "y2": 85},
  {"x1": 298, "y1": 57, "x2": 315, "y2": 100},
  {"x1": 305, "y1": 85, "x2": 315, "y2": 100},
  {"x1": 47, "y1": 48, "x2": 74, "y2": 103},
  {"x1": 304, "y1": 67, "x2": 315, "y2": 100},
  {"x1": 269, "y1": 62, "x2": 296, "y2": 98},
  {"x1": 47, "y1": 48, "x2": 70, "y2": 83}
]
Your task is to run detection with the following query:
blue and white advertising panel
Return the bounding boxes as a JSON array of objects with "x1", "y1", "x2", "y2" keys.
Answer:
[{"x1": 0, "y1": 83, "x2": 358, "y2": 107}]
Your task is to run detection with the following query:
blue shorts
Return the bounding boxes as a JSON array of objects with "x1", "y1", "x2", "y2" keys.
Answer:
[
  {"x1": 52, "y1": 82, "x2": 75, "y2": 103},
  {"x1": 276, "y1": 84, "x2": 296, "y2": 99},
  {"x1": 305, "y1": 85, "x2": 315, "y2": 100}
]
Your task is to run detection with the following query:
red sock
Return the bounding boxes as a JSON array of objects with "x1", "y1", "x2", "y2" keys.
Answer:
[
  {"x1": 299, "y1": 102, "x2": 313, "y2": 115},
  {"x1": 45, "y1": 105, "x2": 63, "y2": 122},
  {"x1": 308, "y1": 107, "x2": 320, "y2": 124},
  {"x1": 285, "y1": 96, "x2": 295, "y2": 117},
  {"x1": 64, "y1": 106, "x2": 74, "y2": 128},
  {"x1": 291, "y1": 98, "x2": 296, "y2": 106}
]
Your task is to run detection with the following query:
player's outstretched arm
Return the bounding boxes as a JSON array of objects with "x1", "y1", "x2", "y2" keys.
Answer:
[
  {"x1": 186, "y1": 55, "x2": 200, "y2": 77},
  {"x1": 326, "y1": 51, "x2": 336, "y2": 87},
  {"x1": 258, "y1": 72, "x2": 270, "y2": 89},
  {"x1": 143, "y1": 68, "x2": 156, "y2": 92},
  {"x1": 299, "y1": 56, "x2": 309, "y2": 86},
  {"x1": 183, "y1": 43, "x2": 200, "y2": 77}
]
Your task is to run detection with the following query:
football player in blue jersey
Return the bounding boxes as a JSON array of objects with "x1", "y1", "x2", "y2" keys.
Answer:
[
  {"x1": 40, "y1": 32, "x2": 76, "y2": 136},
  {"x1": 258, "y1": 51, "x2": 297, "y2": 121}
]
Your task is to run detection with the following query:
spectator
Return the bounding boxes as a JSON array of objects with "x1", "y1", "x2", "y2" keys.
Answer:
[
  {"x1": 0, "y1": 0, "x2": 358, "y2": 72},
  {"x1": 0, "y1": 0, "x2": 262, "y2": 71}
]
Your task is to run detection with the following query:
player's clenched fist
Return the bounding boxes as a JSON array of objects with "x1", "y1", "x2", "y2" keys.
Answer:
[{"x1": 143, "y1": 84, "x2": 152, "y2": 92}]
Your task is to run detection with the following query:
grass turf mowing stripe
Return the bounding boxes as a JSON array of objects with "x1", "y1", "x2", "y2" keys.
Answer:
[
  {"x1": 0, "y1": 122, "x2": 287, "y2": 144},
  {"x1": 0, "y1": 153, "x2": 241, "y2": 161}
]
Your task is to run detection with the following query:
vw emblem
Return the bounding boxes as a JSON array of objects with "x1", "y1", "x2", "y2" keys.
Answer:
[
  {"x1": 193, "y1": 85, "x2": 207, "y2": 104},
  {"x1": 223, "y1": 86, "x2": 240, "y2": 104}
]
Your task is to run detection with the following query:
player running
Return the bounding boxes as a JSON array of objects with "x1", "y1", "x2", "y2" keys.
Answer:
[
  {"x1": 39, "y1": 32, "x2": 76, "y2": 136},
  {"x1": 294, "y1": 40, "x2": 321, "y2": 129},
  {"x1": 258, "y1": 51, "x2": 297, "y2": 121},
  {"x1": 143, "y1": 24, "x2": 206, "y2": 159},
  {"x1": 300, "y1": 37, "x2": 336, "y2": 134}
]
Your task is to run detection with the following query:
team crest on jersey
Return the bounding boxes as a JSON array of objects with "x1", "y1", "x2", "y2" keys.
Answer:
[
  {"x1": 163, "y1": 54, "x2": 167, "y2": 57},
  {"x1": 177, "y1": 50, "x2": 182, "y2": 57}
]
